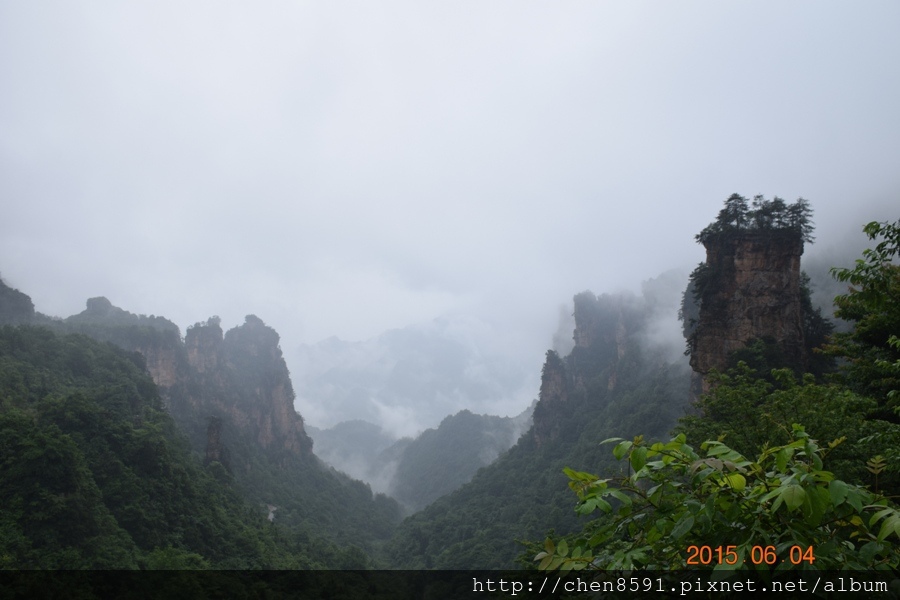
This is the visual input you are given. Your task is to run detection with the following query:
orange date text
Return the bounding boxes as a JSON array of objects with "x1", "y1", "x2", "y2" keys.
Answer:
[{"x1": 685, "y1": 545, "x2": 815, "y2": 566}]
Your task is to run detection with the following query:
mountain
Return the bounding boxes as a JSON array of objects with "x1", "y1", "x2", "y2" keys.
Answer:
[
  {"x1": 46, "y1": 298, "x2": 403, "y2": 565},
  {"x1": 4, "y1": 196, "x2": 881, "y2": 571},
  {"x1": 383, "y1": 274, "x2": 692, "y2": 568},
  {"x1": 0, "y1": 276, "x2": 36, "y2": 325},
  {"x1": 0, "y1": 324, "x2": 291, "y2": 568},
  {"x1": 389, "y1": 406, "x2": 533, "y2": 512},
  {"x1": 308, "y1": 404, "x2": 533, "y2": 513},
  {"x1": 306, "y1": 419, "x2": 399, "y2": 492}
]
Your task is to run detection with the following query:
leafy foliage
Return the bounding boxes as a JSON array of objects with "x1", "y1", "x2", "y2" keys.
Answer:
[
  {"x1": 695, "y1": 194, "x2": 815, "y2": 246},
  {"x1": 0, "y1": 326, "x2": 346, "y2": 568},
  {"x1": 677, "y1": 364, "x2": 897, "y2": 493},
  {"x1": 534, "y1": 427, "x2": 899, "y2": 572},
  {"x1": 825, "y1": 219, "x2": 900, "y2": 416}
]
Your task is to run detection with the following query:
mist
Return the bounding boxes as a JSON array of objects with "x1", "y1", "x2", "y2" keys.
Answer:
[{"x1": 2, "y1": 2, "x2": 898, "y2": 434}]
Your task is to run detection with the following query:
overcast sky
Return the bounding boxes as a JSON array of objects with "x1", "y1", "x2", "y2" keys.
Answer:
[{"x1": 2, "y1": 2, "x2": 898, "y2": 421}]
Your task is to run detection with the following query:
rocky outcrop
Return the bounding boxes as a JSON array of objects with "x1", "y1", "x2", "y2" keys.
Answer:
[
  {"x1": 689, "y1": 231, "x2": 806, "y2": 391},
  {"x1": 532, "y1": 291, "x2": 641, "y2": 446},
  {"x1": 218, "y1": 315, "x2": 313, "y2": 459},
  {"x1": 540, "y1": 350, "x2": 568, "y2": 404},
  {"x1": 570, "y1": 292, "x2": 633, "y2": 394},
  {"x1": 134, "y1": 337, "x2": 183, "y2": 389},
  {"x1": 0, "y1": 277, "x2": 35, "y2": 325},
  {"x1": 186, "y1": 317, "x2": 222, "y2": 374},
  {"x1": 532, "y1": 350, "x2": 568, "y2": 447},
  {"x1": 62, "y1": 301, "x2": 315, "y2": 466}
]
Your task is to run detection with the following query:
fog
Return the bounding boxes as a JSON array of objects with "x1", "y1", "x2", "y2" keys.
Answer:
[{"x1": 2, "y1": 2, "x2": 898, "y2": 432}]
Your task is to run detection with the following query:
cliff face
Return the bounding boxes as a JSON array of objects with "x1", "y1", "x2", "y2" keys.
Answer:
[
  {"x1": 0, "y1": 277, "x2": 35, "y2": 325},
  {"x1": 219, "y1": 315, "x2": 313, "y2": 458},
  {"x1": 570, "y1": 291, "x2": 634, "y2": 394},
  {"x1": 186, "y1": 317, "x2": 222, "y2": 374},
  {"x1": 63, "y1": 302, "x2": 314, "y2": 465},
  {"x1": 689, "y1": 231, "x2": 806, "y2": 390},
  {"x1": 179, "y1": 315, "x2": 313, "y2": 463},
  {"x1": 134, "y1": 336, "x2": 184, "y2": 389},
  {"x1": 532, "y1": 350, "x2": 569, "y2": 447},
  {"x1": 532, "y1": 291, "x2": 639, "y2": 446}
]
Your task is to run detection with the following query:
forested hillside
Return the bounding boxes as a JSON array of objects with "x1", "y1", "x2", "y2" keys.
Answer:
[
  {"x1": 0, "y1": 326, "x2": 288, "y2": 568},
  {"x1": 389, "y1": 407, "x2": 533, "y2": 512},
  {"x1": 384, "y1": 276, "x2": 693, "y2": 568},
  {"x1": 309, "y1": 406, "x2": 532, "y2": 512},
  {"x1": 531, "y1": 206, "x2": 900, "y2": 573},
  {"x1": 53, "y1": 303, "x2": 403, "y2": 566}
]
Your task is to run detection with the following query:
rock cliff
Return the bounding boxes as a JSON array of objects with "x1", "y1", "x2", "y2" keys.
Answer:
[
  {"x1": 62, "y1": 302, "x2": 314, "y2": 466},
  {"x1": 532, "y1": 290, "x2": 643, "y2": 446},
  {"x1": 686, "y1": 196, "x2": 813, "y2": 393},
  {"x1": 219, "y1": 315, "x2": 313, "y2": 459},
  {"x1": 532, "y1": 350, "x2": 569, "y2": 447},
  {"x1": 0, "y1": 277, "x2": 35, "y2": 324}
]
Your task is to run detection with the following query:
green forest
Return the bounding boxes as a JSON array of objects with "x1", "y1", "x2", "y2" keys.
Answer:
[
  {"x1": 531, "y1": 210, "x2": 900, "y2": 574},
  {"x1": 0, "y1": 199, "x2": 898, "y2": 576}
]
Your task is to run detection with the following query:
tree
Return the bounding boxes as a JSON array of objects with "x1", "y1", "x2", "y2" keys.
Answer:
[
  {"x1": 826, "y1": 219, "x2": 900, "y2": 416},
  {"x1": 533, "y1": 426, "x2": 900, "y2": 572},
  {"x1": 695, "y1": 195, "x2": 814, "y2": 246}
]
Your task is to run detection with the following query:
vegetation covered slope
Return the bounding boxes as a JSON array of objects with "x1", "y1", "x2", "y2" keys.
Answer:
[
  {"x1": 531, "y1": 214, "x2": 900, "y2": 574},
  {"x1": 51, "y1": 305, "x2": 404, "y2": 566},
  {"x1": 389, "y1": 407, "x2": 532, "y2": 513},
  {"x1": 384, "y1": 279, "x2": 692, "y2": 568},
  {"x1": 0, "y1": 326, "x2": 287, "y2": 568}
]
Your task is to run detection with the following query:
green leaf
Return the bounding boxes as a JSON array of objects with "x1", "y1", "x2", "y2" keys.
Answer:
[
  {"x1": 846, "y1": 488, "x2": 865, "y2": 513},
  {"x1": 803, "y1": 486, "x2": 829, "y2": 526},
  {"x1": 630, "y1": 446, "x2": 647, "y2": 472},
  {"x1": 613, "y1": 441, "x2": 633, "y2": 460},
  {"x1": 608, "y1": 489, "x2": 632, "y2": 505},
  {"x1": 563, "y1": 467, "x2": 598, "y2": 483},
  {"x1": 811, "y1": 452, "x2": 823, "y2": 471},
  {"x1": 706, "y1": 444, "x2": 732, "y2": 456},
  {"x1": 859, "y1": 542, "x2": 879, "y2": 564},
  {"x1": 828, "y1": 479, "x2": 847, "y2": 506},
  {"x1": 775, "y1": 448, "x2": 792, "y2": 473},
  {"x1": 670, "y1": 515, "x2": 694, "y2": 540},
  {"x1": 877, "y1": 515, "x2": 900, "y2": 541},
  {"x1": 781, "y1": 485, "x2": 807, "y2": 512},
  {"x1": 557, "y1": 539, "x2": 569, "y2": 557},
  {"x1": 724, "y1": 473, "x2": 746, "y2": 491},
  {"x1": 869, "y1": 507, "x2": 893, "y2": 527}
]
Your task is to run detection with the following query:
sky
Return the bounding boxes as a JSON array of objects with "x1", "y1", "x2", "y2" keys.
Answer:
[{"x1": 2, "y1": 2, "x2": 898, "y2": 426}]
